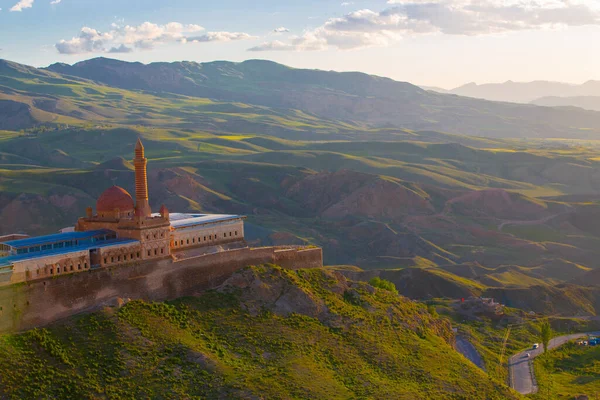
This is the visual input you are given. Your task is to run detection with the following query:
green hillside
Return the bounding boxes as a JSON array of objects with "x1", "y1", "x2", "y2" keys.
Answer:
[
  {"x1": 45, "y1": 57, "x2": 600, "y2": 139},
  {"x1": 0, "y1": 266, "x2": 518, "y2": 399}
]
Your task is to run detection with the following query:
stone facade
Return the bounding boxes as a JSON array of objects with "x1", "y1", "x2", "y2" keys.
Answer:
[{"x1": 0, "y1": 245, "x2": 323, "y2": 332}]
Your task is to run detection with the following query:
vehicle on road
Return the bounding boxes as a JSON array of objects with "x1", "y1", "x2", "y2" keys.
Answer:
[
  {"x1": 532, "y1": 343, "x2": 539, "y2": 349},
  {"x1": 525, "y1": 353, "x2": 531, "y2": 358}
]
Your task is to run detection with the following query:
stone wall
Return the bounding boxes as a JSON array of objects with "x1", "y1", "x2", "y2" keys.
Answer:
[{"x1": 0, "y1": 246, "x2": 323, "y2": 332}]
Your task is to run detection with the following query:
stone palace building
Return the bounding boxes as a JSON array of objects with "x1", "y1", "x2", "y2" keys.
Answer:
[{"x1": 0, "y1": 139, "x2": 245, "y2": 285}]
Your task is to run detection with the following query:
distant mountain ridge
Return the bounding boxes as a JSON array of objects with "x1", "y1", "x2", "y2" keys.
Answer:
[
  {"x1": 422, "y1": 79, "x2": 600, "y2": 106},
  {"x1": 532, "y1": 96, "x2": 600, "y2": 112},
  {"x1": 40, "y1": 57, "x2": 600, "y2": 139}
]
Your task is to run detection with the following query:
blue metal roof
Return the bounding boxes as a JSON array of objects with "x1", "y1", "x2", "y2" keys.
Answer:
[
  {"x1": 2, "y1": 230, "x2": 115, "y2": 248},
  {"x1": 0, "y1": 238, "x2": 139, "y2": 268}
]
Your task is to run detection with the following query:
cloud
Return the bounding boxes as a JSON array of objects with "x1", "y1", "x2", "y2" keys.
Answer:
[
  {"x1": 108, "y1": 44, "x2": 133, "y2": 53},
  {"x1": 10, "y1": 0, "x2": 34, "y2": 12},
  {"x1": 249, "y1": 0, "x2": 600, "y2": 51},
  {"x1": 56, "y1": 22, "x2": 254, "y2": 54},
  {"x1": 50, "y1": 0, "x2": 61, "y2": 4},
  {"x1": 186, "y1": 32, "x2": 256, "y2": 43},
  {"x1": 273, "y1": 27, "x2": 290, "y2": 33}
]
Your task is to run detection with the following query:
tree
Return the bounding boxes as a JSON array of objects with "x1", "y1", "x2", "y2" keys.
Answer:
[{"x1": 540, "y1": 320, "x2": 552, "y2": 353}]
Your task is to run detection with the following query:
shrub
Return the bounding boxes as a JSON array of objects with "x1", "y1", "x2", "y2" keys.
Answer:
[{"x1": 369, "y1": 277, "x2": 398, "y2": 295}]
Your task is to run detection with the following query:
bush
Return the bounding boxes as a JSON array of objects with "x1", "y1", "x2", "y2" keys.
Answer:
[{"x1": 369, "y1": 277, "x2": 398, "y2": 295}]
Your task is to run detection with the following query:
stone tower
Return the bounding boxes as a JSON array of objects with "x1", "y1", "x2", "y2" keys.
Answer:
[{"x1": 134, "y1": 138, "x2": 152, "y2": 217}]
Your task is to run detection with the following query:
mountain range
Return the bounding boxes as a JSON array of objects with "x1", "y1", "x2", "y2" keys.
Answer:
[
  {"x1": 27, "y1": 57, "x2": 600, "y2": 139},
  {"x1": 422, "y1": 80, "x2": 600, "y2": 111}
]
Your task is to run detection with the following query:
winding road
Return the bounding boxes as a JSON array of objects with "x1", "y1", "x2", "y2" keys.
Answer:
[{"x1": 509, "y1": 331, "x2": 600, "y2": 395}]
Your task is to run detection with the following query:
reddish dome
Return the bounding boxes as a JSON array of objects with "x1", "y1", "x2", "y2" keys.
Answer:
[{"x1": 96, "y1": 186, "x2": 134, "y2": 212}]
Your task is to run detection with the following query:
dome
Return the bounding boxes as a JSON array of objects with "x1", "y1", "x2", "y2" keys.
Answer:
[{"x1": 97, "y1": 186, "x2": 134, "y2": 212}]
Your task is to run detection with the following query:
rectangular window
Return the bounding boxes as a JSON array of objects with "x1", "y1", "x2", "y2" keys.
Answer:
[
  {"x1": 70, "y1": 265, "x2": 74, "y2": 271},
  {"x1": 161, "y1": 248, "x2": 164, "y2": 254},
  {"x1": 118, "y1": 256, "x2": 121, "y2": 261},
  {"x1": 104, "y1": 258, "x2": 107, "y2": 264},
  {"x1": 187, "y1": 239, "x2": 189, "y2": 245},
  {"x1": 131, "y1": 253, "x2": 134, "y2": 259},
  {"x1": 137, "y1": 252, "x2": 140, "y2": 258},
  {"x1": 204, "y1": 236, "x2": 206, "y2": 241},
  {"x1": 192, "y1": 238, "x2": 195, "y2": 243},
  {"x1": 180, "y1": 240, "x2": 183, "y2": 246},
  {"x1": 111, "y1": 257, "x2": 114, "y2": 263},
  {"x1": 78, "y1": 264, "x2": 81, "y2": 270},
  {"x1": 154, "y1": 249, "x2": 157, "y2": 256},
  {"x1": 85, "y1": 263, "x2": 88, "y2": 269},
  {"x1": 148, "y1": 250, "x2": 151, "y2": 256}
]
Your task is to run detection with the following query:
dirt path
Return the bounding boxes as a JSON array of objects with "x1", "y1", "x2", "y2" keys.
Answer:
[{"x1": 455, "y1": 335, "x2": 486, "y2": 371}]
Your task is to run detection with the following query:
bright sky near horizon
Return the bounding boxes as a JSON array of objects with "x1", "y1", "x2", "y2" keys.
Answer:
[{"x1": 0, "y1": 0, "x2": 599, "y2": 88}]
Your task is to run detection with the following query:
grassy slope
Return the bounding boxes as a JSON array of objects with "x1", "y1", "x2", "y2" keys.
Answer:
[
  {"x1": 0, "y1": 266, "x2": 518, "y2": 399},
  {"x1": 533, "y1": 341, "x2": 600, "y2": 399}
]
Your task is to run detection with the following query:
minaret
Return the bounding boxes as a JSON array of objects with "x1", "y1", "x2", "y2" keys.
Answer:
[{"x1": 134, "y1": 138, "x2": 152, "y2": 217}]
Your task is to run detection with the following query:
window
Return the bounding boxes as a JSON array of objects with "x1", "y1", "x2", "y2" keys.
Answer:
[
  {"x1": 118, "y1": 256, "x2": 121, "y2": 262},
  {"x1": 70, "y1": 265, "x2": 74, "y2": 271},
  {"x1": 130, "y1": 253, "x2": 133, "y2": 260},
  {"x1": 84, "y1": 263, "x2": 88, "y2": 269},
  {"x1": 192, "y1": 238, "x2": 195, "y2": 243},
  {"x1": 204, "y1": 236, "x2": 206, "y2": 241},
  {"x1": 104, "y1": 258, "x2": 107, "y2": 264},
  {"x1": 50, "y1": 268, "x2": 54, "y2": 275},
  {"x1": 235, "y1": 231, "x2": 238, "y2": 236},
  {"x1": 78, "y1": 264, "x2": 81, "y2": 270},
  {"x1": 161, "y1": 248, "x2": 164, "y2": 254},
  {"x1": 154, "y1": 249, "x2": 157, "y2": 256},
  {"x1": 148, "y1": 250, "x2": 151, "y2": 256},
  {"x1": 154, "y1": 233, "x2": 157, "y2": 239},
  {"x1": 187, "y1": 239, "x2": 189, "y2": 245},
  {"x1": 229, "y1": 232, "x2": 232, "y2": 237},
  {"x1": 146, "y1": 235, "x2": 150, "y2": 240},
  {"x1": 111, "y1": 257, "x2": 114, "y2": 263},
  {"x1": 57, "y1": 267, "x2": 60, "y2": 274},
  {"x1": 224, "y1": 233, "x2": 227, "y2": 238},
  {"x1": 180, "y1": 240, "x2": 183, "y2": 246},
  {"x1": 137, "y1": 252, "x2": 140, "y2": 258}
]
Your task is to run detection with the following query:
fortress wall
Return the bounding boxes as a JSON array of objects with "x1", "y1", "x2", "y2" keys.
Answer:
[{"x1": 0, "y1": 246, "x2": 323, "y2": 333}]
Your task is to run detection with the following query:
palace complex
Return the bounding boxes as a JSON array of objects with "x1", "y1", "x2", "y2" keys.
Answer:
[{"x1": 0, "y1": 139, "x2": 245, "y2": 286}]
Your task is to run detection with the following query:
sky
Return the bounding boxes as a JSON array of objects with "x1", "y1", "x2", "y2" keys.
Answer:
[{"x1": 0, "y1": 0, "x2": 600, "y2": 88}]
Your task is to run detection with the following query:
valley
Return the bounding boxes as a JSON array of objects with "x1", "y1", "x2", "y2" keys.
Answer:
[{"x1": 3, "y1": 56, "x2": 600, "y2": 397}]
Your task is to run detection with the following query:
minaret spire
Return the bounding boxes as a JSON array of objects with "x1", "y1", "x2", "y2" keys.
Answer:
[{"x1": 134, "y1": 138, "x2": 151, "y2": 217}]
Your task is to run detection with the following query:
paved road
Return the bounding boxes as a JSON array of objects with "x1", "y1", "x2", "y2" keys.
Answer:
[
  {"x1": 509, "y1": 331, "x2": 600, "y2": 394},
  {"x1": 456, "y1": 335, "x2": 486, "y2": 371}
]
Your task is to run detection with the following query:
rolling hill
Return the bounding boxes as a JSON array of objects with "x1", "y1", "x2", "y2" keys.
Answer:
[{"x1": 0, "y1": 265, "x2": 518, "y2": 399}]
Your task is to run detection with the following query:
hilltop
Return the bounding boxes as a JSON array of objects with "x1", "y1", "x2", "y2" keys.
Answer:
[
  {"x1": 2, "y1": 56, "x2": 599, "y2": 139},
  {"x1": 0, "y1": 265, "x2": 517, "y2": 399}
]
